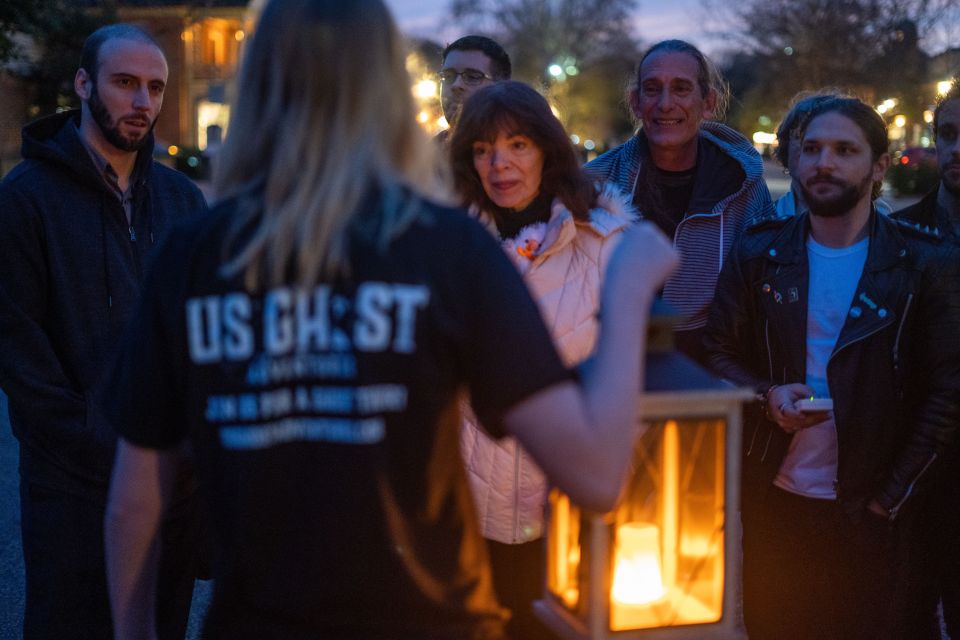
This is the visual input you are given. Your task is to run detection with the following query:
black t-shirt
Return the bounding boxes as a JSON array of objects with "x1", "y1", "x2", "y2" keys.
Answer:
[
  {"x1": 637, "y1": 165, "x2": 696, "y2": 238},
  {"x1": 632, "y1": 132, "x2": 745, "y2": 239},
  {"x1": 106, "y1": 189, "x2": 571, "y2": 639}
]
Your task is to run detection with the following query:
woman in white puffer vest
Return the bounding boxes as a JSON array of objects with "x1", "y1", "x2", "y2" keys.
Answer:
[{"x1": 449, "y1": 81, "x2": 637, "y2": 640}]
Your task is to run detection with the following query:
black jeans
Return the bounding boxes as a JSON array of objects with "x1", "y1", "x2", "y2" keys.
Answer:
[
  {"x1": 905, "y1": 480, "x2": 960, "y2": 640},
  {"x1": 20, "y1": 481, "x2": 201, "y2": 640},
  {"x1": 742, "y1": 486, "x2": 909, "y2": 640}
]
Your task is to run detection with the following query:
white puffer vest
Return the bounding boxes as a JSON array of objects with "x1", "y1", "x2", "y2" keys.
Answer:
[{"x1": 460, "y1": 184, "x2": 636, "y2": 544}]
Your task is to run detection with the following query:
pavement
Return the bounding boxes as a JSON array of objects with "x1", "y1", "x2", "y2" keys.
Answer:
[{"x1": 0, "y1": 392, "x2": 23, "y2": 635}]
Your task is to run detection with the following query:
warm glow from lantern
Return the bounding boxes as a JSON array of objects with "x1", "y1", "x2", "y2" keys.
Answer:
[
  {"x1": 612, "y1": 523, "x2": 665, "y2": 605},
  {"x1": 680, "y1": 534, "x2": 712, "y2": 557},
  {"x1": 606, "y1": 420, "x2": 725, "y2": 631},
  {"x1": 537, "y1": 350, "x2": 750, "y2": 639}
]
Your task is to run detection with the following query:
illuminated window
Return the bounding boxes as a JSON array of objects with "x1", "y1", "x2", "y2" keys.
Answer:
[
  {"x1": 197, "y1": 100, "x2": 230, "y2": 150},
  {"x1": 197, "y1": 18, "x2": 242, "y2": 69}
]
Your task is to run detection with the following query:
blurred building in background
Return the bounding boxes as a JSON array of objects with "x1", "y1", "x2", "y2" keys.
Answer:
[{"x1": 1, "y1": 1, "x2": 252, "y2": 174}]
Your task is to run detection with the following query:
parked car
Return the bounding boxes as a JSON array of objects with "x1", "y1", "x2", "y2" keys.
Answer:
[{"x1": 888, "y1": 146, "x2": 938, "y2": 195}]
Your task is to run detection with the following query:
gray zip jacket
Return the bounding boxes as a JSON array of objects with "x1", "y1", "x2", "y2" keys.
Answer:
[{"x1": 586, "y1": 121, "x2": 773, "y2": 331}]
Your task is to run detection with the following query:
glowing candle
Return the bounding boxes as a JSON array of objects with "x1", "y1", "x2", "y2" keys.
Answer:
[{"x1": 611, "y1": 522, "x2": 665, "y2": 605}]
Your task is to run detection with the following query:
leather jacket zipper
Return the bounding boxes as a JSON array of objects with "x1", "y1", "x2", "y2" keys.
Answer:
[
  {"x1": 750, "y1": 319, "x2": 776, "y2": 461},
  {"x1": 891, "y1": 294, "x2": 913, "y2": 395},
  {"x1": 764, "y1": 319, "x2": 774, "y2": 385},
  {"x1": 889, "y1": 453, "x2": 938, "y2": 520},
  {"x1": 884, "y1": 294, "x2": 933, "y2": 519},
  {"x1": 747, "y1": 320, "x2": 774, "y2": 459},
  {"x1": 745, "y1": 417, "x2": 760, "y2": 457},
  {"x1": 760, "y1": 431, "x2": 774, "y2": 462},
  {"x1": 827, "y1": 308, "x2": 895, "y2": 503},
  {"x1": 829, "y1": 314, "x2": 895, "y2": 363}
]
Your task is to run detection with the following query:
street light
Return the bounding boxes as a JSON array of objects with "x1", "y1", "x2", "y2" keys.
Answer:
[{"x1": 414, "y1": 79, "x2": 438, "y2": 100}]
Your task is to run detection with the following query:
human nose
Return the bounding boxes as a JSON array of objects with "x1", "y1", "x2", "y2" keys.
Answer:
[
  {"x1": 812, "y1": 148, "x2": 835, "y2": 170},
  {"x1": 950, "y1": 137, "x2": 960, "y2": 158},
  {"x1": 656, "y1": 88, "x2": 673, "y2": 110},
  {"x1": 132, "y1": 85, "x2": 151, "y2": 110},
  {"x1": 488, "y1": 147, "x2": 509, "y2": 168}
]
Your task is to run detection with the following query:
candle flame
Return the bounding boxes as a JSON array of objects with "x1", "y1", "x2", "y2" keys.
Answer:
[
  {"x1": 611, "y1": 522, "x2": 666, "y2": 605},
  {"x1": 612, "y1": 553, "x2": 665, "y2": 604}
]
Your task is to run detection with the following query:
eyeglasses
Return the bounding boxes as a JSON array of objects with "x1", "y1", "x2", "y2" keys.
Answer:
[{"x1": 438, "y1": 68, "x2": 494, "y2": 86}]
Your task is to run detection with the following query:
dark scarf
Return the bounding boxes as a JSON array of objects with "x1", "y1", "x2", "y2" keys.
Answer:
[{"x1": 491, "y1": 191, "x2": 553, "y2": 240}]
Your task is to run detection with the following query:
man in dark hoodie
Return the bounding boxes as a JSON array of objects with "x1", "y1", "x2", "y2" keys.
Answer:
[{"x1": 0, "y1": 24, "x2": 207, "y2": 639}]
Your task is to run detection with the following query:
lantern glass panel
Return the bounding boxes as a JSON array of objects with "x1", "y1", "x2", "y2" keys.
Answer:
[
  {"x1": 609, "y1": 418, "x2": 726, "y2": 631},
  {"x1": 546, "y1": 491, "x2": 582, "y2": 610}
]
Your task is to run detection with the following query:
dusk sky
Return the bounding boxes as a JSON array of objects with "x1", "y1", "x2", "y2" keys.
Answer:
[{"x1": 382, "y1": 0, "x2": 722, "y2": 54}]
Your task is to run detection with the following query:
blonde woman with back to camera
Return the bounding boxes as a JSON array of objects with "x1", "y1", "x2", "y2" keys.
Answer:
[{"x1": 101, "y1": 2, "x2": 678, "y2": 638}]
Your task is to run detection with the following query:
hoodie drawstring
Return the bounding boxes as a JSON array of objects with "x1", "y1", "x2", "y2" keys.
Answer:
[
  {"x1": 144, "y1": 181, "x2": 155, "y2": 245},
  {"x1": 719, "y1": 211, "x2": 725, "y2": 273},
  {"x1": 100, "y1": 197, "x2": 112, "y2": 309}
]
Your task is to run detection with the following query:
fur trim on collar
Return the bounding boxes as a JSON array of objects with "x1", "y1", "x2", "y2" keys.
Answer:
[
  {"x1": 472, "y1": 183, "x2": 637, "y2": 242},
  {"x1": 587, "y1": 182, "x2": 638, "y2": 237}
]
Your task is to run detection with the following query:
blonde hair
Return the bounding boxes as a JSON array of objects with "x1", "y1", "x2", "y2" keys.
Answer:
[{"x1": 215, "y1": 0, "x2": 451, "y2": 288}]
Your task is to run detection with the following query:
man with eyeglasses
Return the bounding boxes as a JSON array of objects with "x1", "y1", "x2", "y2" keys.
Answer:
[{"x1": 438, "y1": 35, "x2": 511, "y2": 141}]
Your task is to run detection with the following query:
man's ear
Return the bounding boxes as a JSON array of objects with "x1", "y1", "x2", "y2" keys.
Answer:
[
  {"x1": 75, "y1": 68, "x2": 92, "y2": 101},
  {"x1": 701, "y1": 88, "x2": 718, "y2": 121},
  {"x1": 628, "y1": 88, "x2": 642, "y2": 120},
  {"x1": 873, "y1": 152, "x2": 891, "y2": 183}
]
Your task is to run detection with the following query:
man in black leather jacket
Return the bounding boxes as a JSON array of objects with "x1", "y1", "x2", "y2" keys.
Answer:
[
  {"x1": 892, "y1": 83, "x2": 960, "y2": 639},
  {"x1": 704, "y1": 97, "x2": 960, "y2": 640}
]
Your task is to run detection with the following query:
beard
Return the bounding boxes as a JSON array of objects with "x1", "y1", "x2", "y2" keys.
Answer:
[
  {"x1": 799, "y1": 171, "x2": 874, "y2": 219},
  {"x1": 88, "y1": 83, "x2": 157, "y2": 153},
  {"x1": 442, "y1": 98, "x2": 463, "y2": 127},
  {"x1": 940, "y1": 162, "x2": 960, "y2": 196}
]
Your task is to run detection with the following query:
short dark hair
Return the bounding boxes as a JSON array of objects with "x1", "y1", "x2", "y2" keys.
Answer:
[
  {"x1": 801, "y1": 96, "x2": 888, "y2": 200},
  {"x1": 631, "y1": 39, "x2": 729, "y2": 120},
  {"x1": 449, "y1": 81, "x2": 595, "y2": 219},
  {"x1": 79, "y1": 24, "x2": 163, "y2": 83},
  {"x1": 442, "y1": 35, "x2": 511, "y2": 80},
  {"x1": 801, "y1": 97, "x2": 888, "y2": 162},
  {"x1": 775, "y1": 90, "x2": 847, "y2": 168},
  {"x1": 934, "y1": 78, "x2": 960, "y2": 137}
]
